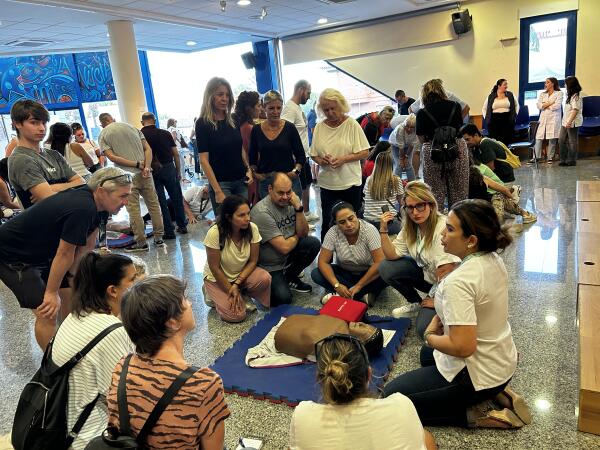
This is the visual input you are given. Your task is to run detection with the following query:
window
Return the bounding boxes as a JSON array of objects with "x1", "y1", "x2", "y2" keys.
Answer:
[
  {"x1": 519, "y1": 11, "x2": 577, "y2": 117},
  {"x1": 82, "y1": 101, "x2": 120, "y2": 141}
]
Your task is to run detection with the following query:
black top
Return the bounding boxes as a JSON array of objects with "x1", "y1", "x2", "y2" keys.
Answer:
[
  {"x1": 398, "y1": 97, "x2": 415, "y2": 115},
  {"x1": 476, "y1": 138, "x2": 515, "y2": 183},
  {"x1": 249, "y1": 121, "x2": 306, "y2": 173},
  {"x1": 416, "y1": 100, "x2": 463, "y2": 142},
  {"x1": 363, "y1": 121, "x2": 381, "y2": 146},
  {"x1": 195, "y1": 118, "x2": 246, "y2": 182},
  {"x1": 0, "y1": 186, "x2": 101, "y2": 264},
  {"x1": 141, "y1": 125, "x2": 176, "y2": 165}
]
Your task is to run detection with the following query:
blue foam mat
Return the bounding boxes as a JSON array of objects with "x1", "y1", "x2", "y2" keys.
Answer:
[
  {"x1": 209, "y1": 305, "x2": 411, "y2": 406},
  {"x1": 100, "y1": 225, "x2": 154, "y2": 249}
]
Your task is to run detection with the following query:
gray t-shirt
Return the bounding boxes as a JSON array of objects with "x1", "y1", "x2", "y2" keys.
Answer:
[
  {"x1": 8, "y1": 146, "x2": 77, "y2": 209},
  {"x1": 250, "y1": 196, "x2": 296, "y2": 272},
  {"x1": 98, "y1": 122, "x2": 145, "y2": 173}
]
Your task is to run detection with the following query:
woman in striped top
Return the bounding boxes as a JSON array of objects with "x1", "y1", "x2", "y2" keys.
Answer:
[
  {"x1": 311, "y1": 201, "x2": 387, "y2": 306},
  {"x1": 51, "y1": 252, "x2": 137, "y2": 450},
  {"x1": 107, "y1": 275, "x2": 230, "y2": 450}
]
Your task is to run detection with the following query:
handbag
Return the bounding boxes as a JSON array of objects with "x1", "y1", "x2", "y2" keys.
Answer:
[{"x1": 85, "y1": 354, "x2": 199, "y2": 449}]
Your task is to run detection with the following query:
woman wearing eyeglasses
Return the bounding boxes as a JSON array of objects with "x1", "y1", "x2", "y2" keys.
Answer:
[
  {"x1": 384, "y1": 199, "x2": 528, "y2": 429},
  {"x1": 310, "y1": 201, "x2": 387, "y2": 306},
  {"x1": 289, "y1": 333, "x2": 436, "y2": 450},
  {"x1": 378, "y1": 181, "x2": 459, "y2": 328}
]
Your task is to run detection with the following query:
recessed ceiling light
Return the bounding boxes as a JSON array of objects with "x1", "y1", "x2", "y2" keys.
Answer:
[
  {"x1": 186, "y1": 40, "x2": 197, "y2": 46},
  {"x1": 317, "y1": 17, "x2": 328, "y2": 24},
  {"x1": 237, "y1": 0, "x2": 251, "y2": 5}
]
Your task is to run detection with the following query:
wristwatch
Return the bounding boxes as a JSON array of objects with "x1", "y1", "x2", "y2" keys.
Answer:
[
  {"x1": 293, "y1": 167, "x2": 301, "y2": 175},
  {"x1": 294, "y1": 206, "x2": 304, "y2": 213},
  {"x1": 334, "y1": 281, "x2": 340, "y2": 290}
]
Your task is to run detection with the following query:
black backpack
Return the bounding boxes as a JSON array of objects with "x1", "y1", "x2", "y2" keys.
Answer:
[
  {"x1": 85, "y1": 354, "x2": 199, "y2": 449},
  {"x1": 422, "y1": 103, "x2": 459, "y2": 163},
  {"x1": 12, "y1": 323, "x2": 123, "y2": 450}
]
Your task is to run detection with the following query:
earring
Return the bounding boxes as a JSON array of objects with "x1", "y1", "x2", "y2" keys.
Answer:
[{"x1": 467, "y1": 244, "x2": 473, "y2": 248}]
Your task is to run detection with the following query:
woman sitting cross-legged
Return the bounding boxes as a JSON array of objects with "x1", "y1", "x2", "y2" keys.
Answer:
[
  {"x1": 378, "y1": 181, "x2": 459, "y2": 331},
  {"x1": 311, "y1": 201, "x2": 387, "y2": 306},
  {"x1": 51, "y1": 252, "x2": 138, "y2": 450},
  {"x1": 106, "y1": 275, "x2": 231, "y2": 449},
  {"x1": 289, "y1": 333, "x2": 437, "y2": 450},
  {"x1": 383, "y1": 199, "x2": 531, "y2": 429},
  {"x1": 203, "y1": 195, "x2": 271, "y2": 322}
]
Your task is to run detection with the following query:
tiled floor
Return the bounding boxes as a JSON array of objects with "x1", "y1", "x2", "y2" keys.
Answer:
[{"x1": 1, "y1": 162, "x2": 600, "y2": 449}]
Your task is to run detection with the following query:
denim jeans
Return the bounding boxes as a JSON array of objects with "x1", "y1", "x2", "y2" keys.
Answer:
[
  {"x1": 391, "y1": 144, "x2": 416, "y2": 181},
  {"x1": 208, "y1": 179, "x2": 248, "y2": 216},
  {"x1": 267, "y1": 236, "x2": 321, "y2": 306},
  {"x1": 258, "y1": 174, "x2": 302, "y2": 200},
  {"x1": 310, "y1": 264, "x2": 387, "y2": 302},
  {"x1": 558, "y1": 126, "x2": 579, "y2": 163},
  {"x1": 378, "y1": 256, "x2": 432, "y2": 304},
  {"x1": 153, "y1": 162, "x2": 187, "y2": 235}
]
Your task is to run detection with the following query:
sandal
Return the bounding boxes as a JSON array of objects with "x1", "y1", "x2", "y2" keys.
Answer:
[
  {"x1": 476, "y1": 408, "x2": 525, "y2": 429},
  {"x1": 495, "y1": 387, "x2": 532, "y2": 424}
]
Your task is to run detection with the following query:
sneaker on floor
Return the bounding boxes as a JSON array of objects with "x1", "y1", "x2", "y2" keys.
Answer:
[
  {"x1": 201, "y1": 284, "x2": 214, "y2": 308},
  {"x1": 392, "y1": 302, "x2": 420, "y2": 318},
  {"x1": 321, "y1": 293, "x2": 334, "y2": 305},
  {"x1": 154, "y1": 239, "x2": 166, "y2": 247},
  {"x1": 360, "y1": 292, "x2": 375, "y2": 306},
  {"x1": 164, "y1": 233, "x2": 176, "y2": 240},
  {"x1": 522, "y1": 211, "x2": 537, "y2": 224},
  {"x1": 124, "y1": 242, "x2": 149, "y2": 253},
  {"x1": 288, "y1": 277, "x2": 312, "y2": 293},
  {"x1": 308, "y1": 223, "x2": 316, "y2": 231},
  {"x1": 305, "y1": 211, "x2": 320, "y2": 222},
  {"x1": 177, "y1": 226, "x2": 188, "y2": 234},
  {"x1": 511, "y1": 185, "x2": 521, "y2": 203}
]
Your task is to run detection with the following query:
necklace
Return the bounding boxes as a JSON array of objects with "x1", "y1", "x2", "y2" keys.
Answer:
[{"x1": 461, "y1": 250, "x2": 486, "y2": 265}]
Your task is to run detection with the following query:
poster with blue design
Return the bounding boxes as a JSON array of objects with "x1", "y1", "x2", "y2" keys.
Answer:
[
  {"x1": 74, "y1": 51, "x2": 116, "y2": 102},
  {"x1": 0, "y1": 54, "x2": 79, "y2": 113}
]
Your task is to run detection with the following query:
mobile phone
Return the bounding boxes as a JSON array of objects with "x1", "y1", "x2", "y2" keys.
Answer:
[
  {"x1": 236, "y1": 437, "x2": 264, "y2": 450},
  {"x1": 381, "y1": 205, "x2": 393, "y2": 225}
]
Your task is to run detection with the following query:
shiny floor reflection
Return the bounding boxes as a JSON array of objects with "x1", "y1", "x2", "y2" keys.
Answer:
[{"x1": 1, "y1": 162, "x2": 599, "y2": 449}]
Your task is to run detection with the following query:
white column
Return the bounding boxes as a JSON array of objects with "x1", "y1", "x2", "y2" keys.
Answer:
[{"x1": 106, "y1": 20, "x2": 147, "y2": 126}]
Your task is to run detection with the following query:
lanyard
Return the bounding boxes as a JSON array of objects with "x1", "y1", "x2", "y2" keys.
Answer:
[{"x1": 461, "y1": 251, "x2": 487, "y2": 265}]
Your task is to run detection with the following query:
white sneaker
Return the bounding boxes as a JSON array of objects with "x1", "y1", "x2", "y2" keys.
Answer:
[
  {"x1": 305, "y1": 212, "x2": 320, "y2": 222},
  {"x1": 308, "y1": 223, "x2": 316, "y2": 231},
  {"x1": 361, "y1": 292, "x2": 375, "y2": 306},
  {"x1": 511, "y1": 185, "x2": 522, "y2": 203},
  {"x1": 392, "y1": 303, "x2": 420, "y2": 318},
  {"x1": 244, "y1": 297, "x2": 257, "y2": 313},
  {"x1": 201, "y1": 284, "x2": 214, "y2": 308},
  {"x1": 321, "y1": 293, "x2": 334, "y2": 305}
]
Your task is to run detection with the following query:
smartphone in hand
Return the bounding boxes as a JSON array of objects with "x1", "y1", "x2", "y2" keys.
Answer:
[{"x1": 381, "y1": 205, "x2": 393, "y2": 225}]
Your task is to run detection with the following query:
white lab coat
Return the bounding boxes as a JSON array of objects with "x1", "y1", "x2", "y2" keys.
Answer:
[{"x1": 536, "y1": 91, "x2": 563, "y2": 140}]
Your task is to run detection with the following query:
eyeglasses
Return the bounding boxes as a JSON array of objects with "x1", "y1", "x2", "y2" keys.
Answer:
[
  {"x1": 99, "y1": 173, "x2": 133, "y2": 187},
  {"x1": 314, "y1": 333, "x2": 369, "y2": 365},
  {"x1": 403, "y1": 202, "x2": 429, "y2": 213}
]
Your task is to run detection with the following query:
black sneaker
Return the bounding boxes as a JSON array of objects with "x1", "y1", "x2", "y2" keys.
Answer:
[
  {"x1": 154, "y1": 239, "x2": 165, "y2": 247},
  {"x1": 288, "y1": 277, "x2": 312, "y2": 293},
  {"x1": 164, "y1": 233, "x2": 176, "y2": 240},
  {"x1": 176, "y1": 226, "x2": 188, "y2": 234},
  {"x1": 124, "y1": 242, "x2": 149, "y2": 253}
]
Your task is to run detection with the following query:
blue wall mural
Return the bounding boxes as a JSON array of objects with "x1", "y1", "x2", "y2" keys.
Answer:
[
  {"x1": 74, "y1": 51, "x2": 116, "y2": 103},
  {"x1": 0, "y1": 54, "x2": 79, "y2": 113}
]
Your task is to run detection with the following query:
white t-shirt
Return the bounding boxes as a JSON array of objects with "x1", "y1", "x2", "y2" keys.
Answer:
[
  {"x1": 392, "y1": 216, "x2": 460, "y2": 284},
  {"x1": 52, "y1": 312, "x2": 133, "y2": 450},
  {"x1": 183, "y1": 185, "x2": 206, "y2": 216},
  {"x1": 563, "y1": 93, "x2": 584, "y2": 127},
  {"x1": 65, "y1": 143, "x2": 91, "y2": 179},
  {"x1": 310, "y1": 118, "x2": 370, "y2": 190},
  {"x1": 434, "y1": 252, "x2": 518, "y2": 391},
  {"x1": 322, "y1": 220, "x2": 381, "y2": 273},
  {"x1": 363, "y1": 175, "x2": 404, "y2": 222},
  {"x1": 80, "y1": 139, "x2": 100, "y2": 165},
  {"x1": 203, "y1": 222, "x2": 262, "y2": 282},
  {"x1": 289, "y1": 394, "x2": 427, "y2": 450},
  {"x1": 168, "y1": 126, "x2": 182, "y2": 150},
  {"x1": 281, "y1": 100, "x2": 309, "y2": 156}
]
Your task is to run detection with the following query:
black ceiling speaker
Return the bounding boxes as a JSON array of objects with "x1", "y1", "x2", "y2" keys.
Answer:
[
  {"x1": 241, "y1": 51, "x2": 256, "y2": 69},
  {"x1": 452, "y1": 9, "x2": 473, "y2": 35}
]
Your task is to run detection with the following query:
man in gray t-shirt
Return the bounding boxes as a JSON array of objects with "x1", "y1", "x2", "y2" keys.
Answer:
[
  {"x1": 250, "y1": 172, "x2": 320, "y2": 306},
  {"x1": 97, "y1": 113, "x2": 164, "y2": 251}
]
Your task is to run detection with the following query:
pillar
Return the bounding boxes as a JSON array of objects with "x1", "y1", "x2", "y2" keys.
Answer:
[{"x1": 106, "y1": 20, "x2": 147, "y2": 126}]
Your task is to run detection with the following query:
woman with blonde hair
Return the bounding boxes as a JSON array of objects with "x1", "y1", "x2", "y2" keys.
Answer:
[
  {"x1": 310, "y1": 88, "x2": 370, "y2": 241},
  {"x1": 416, "y1": 79, "x2": 469, "y2": 211},
  {"x1": 289, "y1": 334, "x2": 436, "y2": 450},
  {"x1": 363, "y1": 150, "x2": 404, "y2": 235},
  {"x1": 389, "y1": 113, "x2": 419, "y2": 181},
  {"x1": 378, "y1": 181, "x2": 459, "y2": 330},
  {"x1": 360, "y1": 105, "x2": 396, "y2": 146},
  {"x1": 249, "y1": 90, "x2": 305, "y2": 199},
  {"x1": 195, "y1": 77, "x2": 253, "y2": 213}
]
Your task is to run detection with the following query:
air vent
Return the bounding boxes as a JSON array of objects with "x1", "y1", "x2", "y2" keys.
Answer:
[
  {"x1": 316, "y1": 0, "x2": 356, "y2": 4},
  {"x1": 4, "y1": 39, "x2": 54, "y2": 48}
]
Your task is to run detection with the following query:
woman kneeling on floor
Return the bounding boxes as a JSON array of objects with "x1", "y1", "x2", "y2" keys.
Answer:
[
  {"x1": 203, "y1": 195, "x2": 271, "y2": 322},
  {"x1": 383, "y1": 199, "x2": 531, "y2": 429},
  {"x1": 311, "y1": 201, "x2": 387, "y2": 306},
  {"x1": 289, "y1": 333, "x2": 437, "y2": 450}
]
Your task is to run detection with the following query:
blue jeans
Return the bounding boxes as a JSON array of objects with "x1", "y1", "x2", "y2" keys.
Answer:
[
  {"x1": 258, "y1": 174, "x2": 302, "y2": 200},
  {"x1": 311, "y1": 264, "x2": 387, "y2": 301},
  {"x1": 391, "y1": 144, "x2": 415, "y2": 181},
  {"x1": 153, "y1": 162, "x2": 187, "y2": 235},
  {"x1": 379, "y1": 256, "x2": 432, "y2": 304},
  {"x1": 208, "y1": 179, "x2": 248, "y2": 216}
]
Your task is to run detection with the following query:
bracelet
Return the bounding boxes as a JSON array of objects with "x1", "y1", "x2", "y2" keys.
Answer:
[
  {"x1": 379, "y1": 230, "x2": 388, "y2": 234},
  {"x1": 423, "y1": 330, "x2": 436, "y2": 347}
]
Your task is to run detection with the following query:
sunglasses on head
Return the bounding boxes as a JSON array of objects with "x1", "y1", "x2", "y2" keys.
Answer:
[
  {"x1": 99, "y1": 173, "x2": 133, "y2": 187},
  {"x1": 314, "y1": 333, "x2": 369, "y2": 365}
]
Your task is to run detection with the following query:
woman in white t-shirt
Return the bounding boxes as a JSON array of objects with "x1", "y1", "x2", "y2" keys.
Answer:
[
  {"x1": 290, "y1": 333, "x2": 436, "y2": 450},
  {"x1": 310, "y1": 88, "x2": 370, "y2": 241},
  {"x1": 203, "y1": 195, "x2": 271, "y2": 322},
  {"x1": 51, "y1": 252, "x2": 138, "y2": 449},
  {"x1": 384, "y1": 199, "x2": 530, "y2": 430},
  {"x1": 558, "y1": 76, "x2": 584, "y2": 166},
  {"x1": 311, "y1": 201, "x2": 386, "y2": 306},
  {"x1": 363, "y1": 150, "x2": 404, "y2": 235}
]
